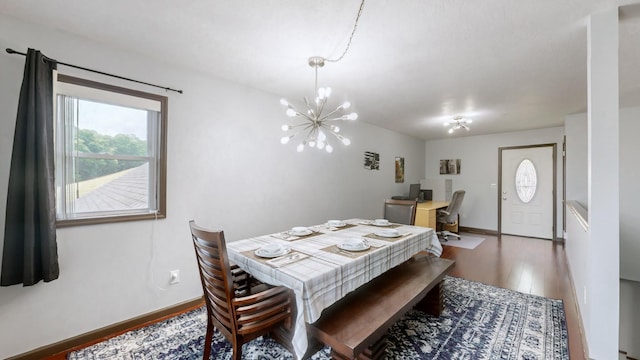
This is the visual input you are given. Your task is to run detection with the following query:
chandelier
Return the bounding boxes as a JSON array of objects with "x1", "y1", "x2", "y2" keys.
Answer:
[
  {"x1": 280, "y1": 56, "x2": 357, "y2": 153},
  {"x1": 444, "y1": 116, "x2": 472, "y2": 134},
  {"x1": 280, "y1": 0, "x2": 365, "y2": 153}
]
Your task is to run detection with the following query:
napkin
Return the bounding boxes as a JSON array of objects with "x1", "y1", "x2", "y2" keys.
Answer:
[
  {"x1": 266, "y1": 253, "x2": 308, "y2": 267},
  {"x1": 270, "y1": 233, "x2": 300, "y2": 241}
]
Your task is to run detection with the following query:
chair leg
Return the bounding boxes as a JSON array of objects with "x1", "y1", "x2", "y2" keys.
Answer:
[
  {"x1": 203, "y1": 322, "x2": 213, "y2": 360},
  {"x1": 232, "y1": 341, "x2": 243, "y2": 360},
  {"x1": 441, "y1": 230, "x2": 460, "y2": 240}
]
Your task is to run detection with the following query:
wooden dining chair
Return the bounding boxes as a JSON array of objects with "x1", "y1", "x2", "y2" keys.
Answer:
[
  {"x1": 383, "y1": 199, "x2": 418, "y2": 225},
  {"x1": 189, "y1": 220, "x2": 296, "y2": 360}
]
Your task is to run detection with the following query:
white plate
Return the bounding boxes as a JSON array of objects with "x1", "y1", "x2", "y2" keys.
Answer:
[
  {"x1": 372, "y1": 222, "x2": 391, "y2": 227},
  {"x1": 287, "y1": 229, "x2": 312, "y2": 236},
  {"x1": 375, "y1": 230, "x2": 401, "y2": 238},
  {"x1": 255, "y1": 247, "x2": 290, "y2": 258},
  {"x1": 327, "y1": 222, "x2": 346, "y2": 228},
  {"x1": 338, "y1": 243, "x2": 371, "y2": 252}
]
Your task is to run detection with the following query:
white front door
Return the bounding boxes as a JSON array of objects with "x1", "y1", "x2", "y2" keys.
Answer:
[{"x1": 501, "y1": 146, "x2": 554, "y2": 239}]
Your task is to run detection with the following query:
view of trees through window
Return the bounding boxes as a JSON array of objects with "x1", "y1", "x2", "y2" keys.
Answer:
[{"x1": 75, "y1": 128, "x2": 147, "y2": 182}]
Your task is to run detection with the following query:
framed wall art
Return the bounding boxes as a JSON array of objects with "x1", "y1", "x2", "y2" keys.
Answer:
[
  {"x1": 395, "y1": 157, "x2": 405, "y2": 183},
  {"x1": 440, "y1": 159, "x2": 461, "y2": 174},
  {"x1": 364, "y1": 151, "x2": 380, "y2": 170}
]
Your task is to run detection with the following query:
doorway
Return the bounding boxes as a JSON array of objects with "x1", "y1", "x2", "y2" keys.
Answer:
[{"x1": 498, "y1": 144, "x2": 556, "y2": 240}]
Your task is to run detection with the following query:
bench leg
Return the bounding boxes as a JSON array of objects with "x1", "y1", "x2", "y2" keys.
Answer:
[
  {"x1": 359, "y1": 333, "x2": 388, "y2": 360},
  {"x1": 415, "y1": 280, "x2": 444, "y2": 317},
  {"x1": 328, "y1": 332, "x2": 388, "y2": 360}
]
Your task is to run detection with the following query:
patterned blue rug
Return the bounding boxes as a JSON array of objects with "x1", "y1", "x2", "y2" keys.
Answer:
[{"x1": 68, "y1": 276, "x2": 568, "y2": 359}]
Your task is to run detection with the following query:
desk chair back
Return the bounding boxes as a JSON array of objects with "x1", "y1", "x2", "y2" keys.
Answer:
[
  {"x1": 437, "y1": 190, "x2": 465, "y2": 240},
  {"x1": 189, "y1": 221, "x2": 295, "y2": 360},
  {"x1": 383, "y1": 199, "x2": 418, "y2": 225}
]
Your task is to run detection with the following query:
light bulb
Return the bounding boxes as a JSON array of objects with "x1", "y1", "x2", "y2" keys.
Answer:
[
  {"x1": 297, "y1": 144, "x2": 305, "y2": 152},
  {"x1": 325, "y1": 87, "x2": 332, "y2": 97},
  {"x1": 326, "y1": 144, "x2": 333, "y2": 153},
  {"x1": 443, "y1": 122, "x2": 450, "y2": 127},
  {"x1": 309, "y1": 140, "x2": 316, "y2": 148},
  {"x1": 318, "y1": 87, "x2": 326, "y2": 99},
  {"x1": 342, "y1": 138, "x2": 351, "y2": 146},
  {"x1": 281, "y1": 136, "x2": 292, "y2": 144},
  {"x1": 286, "y1": 109, "x2": 296, "y2": 117},
  {"x1": 347, "y1": 112, "x2": 358, "y2": 120},
  {"x1": 318, "y1": 130, "x2": 327, "y2": 141},
  {"x1": 341, "y1": 101, "x2": 351, "y2": 109},
  {"x1": 466, "y1": 119, "x2": 473, "y2": 123},
  {"x1": 448, "y1": 128, "x2": 454, "y2": 134},
  {"x1": 282, "y1": 124, "x2": 291, "y2": 131},
  {"x1": 331, "y1": 125, "x2": 340, "y2": 133},
  {"x1": 317, "y1": 141, "x2": 325, "y2": 150},
  {"x1": 280, "y1": 98, "x2": 289, "y2": 106}
]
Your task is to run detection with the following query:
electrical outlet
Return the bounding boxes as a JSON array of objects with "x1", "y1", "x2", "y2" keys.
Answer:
[{"x1": 169, "y1": 269, "x2": 180, "y2": 285}]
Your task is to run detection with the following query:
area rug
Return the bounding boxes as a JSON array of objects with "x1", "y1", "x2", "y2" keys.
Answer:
[
  {"x1": 440, "y1": 234, "x2": 485, "y2": 249},
  {"x1": 68, "y1": 276, "x2": 568, "y2": 359}
]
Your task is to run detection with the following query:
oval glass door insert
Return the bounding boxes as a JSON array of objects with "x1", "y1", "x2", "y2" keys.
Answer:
[{"x1": 515, "y1": 159, "x2": 537, "y2": 203}]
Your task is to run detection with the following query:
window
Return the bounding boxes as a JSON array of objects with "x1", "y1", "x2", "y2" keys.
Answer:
[
  {"x1": 54, "y1": 74, "x2": 167, "y2": 226},
  {"x1": 515, "y1": 159, "x2": 537, "y2": 203}
]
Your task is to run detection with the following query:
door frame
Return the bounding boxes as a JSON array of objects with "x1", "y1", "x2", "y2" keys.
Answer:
[{"x1": 498, "y1": 143, "x2": 557, "y2": 241}]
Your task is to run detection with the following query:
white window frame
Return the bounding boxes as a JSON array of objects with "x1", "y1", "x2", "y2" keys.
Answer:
[{"x1": 54, "y1": 74, "x2": 167, "y2": 227}]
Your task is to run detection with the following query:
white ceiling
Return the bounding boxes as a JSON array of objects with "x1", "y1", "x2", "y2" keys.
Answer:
[{"x1": 1, "y1": 0, "x2": 639, "y2": 140}]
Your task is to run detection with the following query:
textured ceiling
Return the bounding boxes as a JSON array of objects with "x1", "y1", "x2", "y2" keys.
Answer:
[{"x1": 1, "y1": 0, "x2": 639, "y2": 140}]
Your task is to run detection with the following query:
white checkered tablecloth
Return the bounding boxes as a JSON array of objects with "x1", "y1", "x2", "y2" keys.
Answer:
[{"x1": 226, "y1": 219, "x2": 441, "y2": 359}]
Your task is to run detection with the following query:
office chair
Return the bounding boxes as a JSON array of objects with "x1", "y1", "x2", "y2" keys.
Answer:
[
  {"x1": 383, "y1": 199, "x2": 417, "y2": 225},
  {"x1": 437, "y1": 190, "x2": 465, "y2": 241}
]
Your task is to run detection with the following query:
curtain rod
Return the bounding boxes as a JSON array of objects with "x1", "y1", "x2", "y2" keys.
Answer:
[{"x1": 6, "y1": 48, "x2": 183, "y2": 94}]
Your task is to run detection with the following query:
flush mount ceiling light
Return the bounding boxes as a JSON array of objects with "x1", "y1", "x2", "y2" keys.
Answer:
[
  {"x1": 444, "y1": 116, "x2": 472, "y2": 134},
  {"x1": 280, "y1": 0, "x2": 365, "y2": 153}
]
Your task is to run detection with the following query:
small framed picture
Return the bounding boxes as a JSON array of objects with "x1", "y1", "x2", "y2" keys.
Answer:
[
  {"x1": 395, "y1": 157, "x2": 405, "y2": 183},
  {"x1": 440, "y1": 159, "x2": 461, "y2": 174},
  {"x1": 364, "y1": 151, "x2": 380, "y2": 170}
]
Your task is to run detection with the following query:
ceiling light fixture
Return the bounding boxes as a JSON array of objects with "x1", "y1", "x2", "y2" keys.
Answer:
[
  {"x1": 280, "y1": 57, "x2": 357, "y2": 153},
  {"x1": 280, "y1": 0, "x2": 365, "y2": 153},
  {"x1": 444, "y1": 116, "x2": 472, "y2": 134}
]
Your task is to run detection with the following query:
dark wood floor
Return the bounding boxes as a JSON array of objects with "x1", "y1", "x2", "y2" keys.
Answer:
[
  {"x1": 438, "y1": 233, "x2": 586, "y2": 360},
  {"x1": 45, "y1": 233, "x2": 586, "y2": 360}
]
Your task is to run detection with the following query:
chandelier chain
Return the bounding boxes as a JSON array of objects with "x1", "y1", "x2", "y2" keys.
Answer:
[{"x1": 325, "y1": 0, "x2": 366, "y2": 63}]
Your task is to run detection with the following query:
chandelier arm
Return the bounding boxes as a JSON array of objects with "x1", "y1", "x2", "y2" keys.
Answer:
[
  {"x1": 290, "y1": 108, "x2": 316, "y2": 122},
  {"x1": 316, "y1": 97, "x2": 328, "y2": 120},
  {"x1": 317, "y1": 106, "x2": 346, "y2": 121},
  {"x1": 327, "y1": 130, "x2": 345, "y2": 142},
  {"x1": 288, "y1": 123, "x2": 312, "y2": 129}
]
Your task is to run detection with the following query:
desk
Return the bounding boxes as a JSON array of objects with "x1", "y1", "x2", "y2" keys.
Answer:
[
  {"x1": 226, "y1": 219, "x2": 441, "y2": 359},
  {"x1": 414, "y1": 201, "x2": 450, "y2": 229}
]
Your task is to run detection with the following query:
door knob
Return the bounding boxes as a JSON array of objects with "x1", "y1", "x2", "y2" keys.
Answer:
[{"x1": 502, "y1": 197, "x2": 507, "y2": 200}]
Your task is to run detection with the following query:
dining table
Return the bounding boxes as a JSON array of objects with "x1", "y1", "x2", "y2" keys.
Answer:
[{"x1": 226, "y1": 218, "x2": 442, "y2": 359}]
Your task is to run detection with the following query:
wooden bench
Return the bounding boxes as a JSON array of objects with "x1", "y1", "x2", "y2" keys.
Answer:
[{"x1": 307, "y1": 256, "x2": 455, "y2": 360}]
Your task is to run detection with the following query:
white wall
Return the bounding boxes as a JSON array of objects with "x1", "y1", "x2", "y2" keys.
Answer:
[
  {"x1": 619, "y1": 106, "x2": 640, "y2": 282},
  {"x1": 565, "y1": 106, "x2": 640, "y2": 358},
  {"x1": 424, "y1": 127, "x2": 564, "y2": 236},
  {"x1": 564, "y1": 113, "x2": 588, "y2": 209},
  {"x1": 0, "y1": 14, "x2": 426, "y2": 358},
  {"x1": 619, "y1": 280, "x2": 640, "y2": 358},
  {"x1": 565, "y1": 201, "x2": 590, "y2": 353}
]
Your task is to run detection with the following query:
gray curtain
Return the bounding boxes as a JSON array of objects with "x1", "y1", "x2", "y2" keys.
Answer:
[{"x1": 1, "y1": 49, "x2": 59, "y2": 286}]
